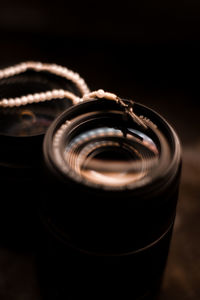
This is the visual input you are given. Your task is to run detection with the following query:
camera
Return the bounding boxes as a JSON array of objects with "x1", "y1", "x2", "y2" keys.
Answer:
[{"x1": 40, "y1": 97, "x2": 182, "y2": 299}]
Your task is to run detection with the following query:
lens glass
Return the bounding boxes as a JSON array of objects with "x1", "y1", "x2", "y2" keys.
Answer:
[
  {"x1": 0, "y1": 100, "x2": 71, "y2": 137},
  {"x1": 52, "y1": 109, "x2": 166, "y2": 188},
  {"x1": 64, "y1": 127, "x2": 159, "y2": 186},
  {"x1": 0, "y1": 71, "x2": 76, "y2": 137}
]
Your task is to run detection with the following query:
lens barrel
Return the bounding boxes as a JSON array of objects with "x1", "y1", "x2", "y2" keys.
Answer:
[
  {"x1": 41, "y1": 98, "x2": 182, "y2": 299},
  {"x1": 0, "y1": 71, "x2": 79, "y2": 247}
]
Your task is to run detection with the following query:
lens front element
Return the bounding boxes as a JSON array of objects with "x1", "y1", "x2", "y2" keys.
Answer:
[
  {"x1": 63, "y1": 125, "x2": 159, "y2": 187},
  {"x1": 50, "y1": 102, "x2": 173, "y2": 191}
]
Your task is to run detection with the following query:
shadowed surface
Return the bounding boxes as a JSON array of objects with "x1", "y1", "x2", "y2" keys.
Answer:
[{"x1": 0, "y1": 32, "x2": 199, "y2": 299}]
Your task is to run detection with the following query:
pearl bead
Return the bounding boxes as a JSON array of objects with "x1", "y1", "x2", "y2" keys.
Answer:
[
  {"x1": 96, "y1": 89, "x2": 105, "y2": 98},
  {"x1": 51, "y1": 64, "x2": 57, "y2": 71},
  {"x1": 67, "y1": 71, "x2": 74, "y2": 78},
  {"x1": 14, "y1": 66, "x2": 22, "y2": 74},
  {"x1": 62, "y1": 68, "x2": 69, "y2": 76},
  {"x1": 21, "y1": 96, "x2": 28, "y2": 105},
  {"x1": 46, "y1": 91, "x2": 52, "y2": 100},
  {"x1": 2, "y1": 99, "x2": 8, "y2": 107},
  {"x1": 78, "y1": 78, "x2": 85, "y2": 85},
  {"x1": 56, "y1": 66, "x2": 62, "y2": 74},
  {"x1": 52, "y1": 90, "x2": 60, "y2": 98},
  {"x1": 34, "y1": 62, "x2": 43, "y2": 70},
  {"x1": 8, "y1": 99, "x2": 15, "y2": 107},
  {"x1": 15, "y1": 98, "x2": 21, "y2": 106},
  {"x1": 75, "y1": 97, "x2": 81, "y2": 103},
  {"x1": 27, "y1": 95, "x2": 34, "y2": 103},
  {"x1": 58, "y1": 90, "x2": 65, "y2": 98},
  {"x1": 4, "y1": 70, "x2": 10, "y2": 77},
  {"x1": 34, "y1": 93, "x2": 40, "y2": 102},
  {"x1": 8, "y1": 68, "x2": 15, "y2": 76},
  {"x1": 20, "y1": 63, "x2": 27, "y2": 71},
  {"x1": 60, "y1": 67, "x2": 66, "y2": 74},
  {"x1": 25, "y1": 62, "x2": 31, "y2": 68},
  {"x1": 40, "y1": 93, "x2": 46, "y2": 101},
  {"x1": 73, "y1": 73, "x2": 80, "y2": 80}
]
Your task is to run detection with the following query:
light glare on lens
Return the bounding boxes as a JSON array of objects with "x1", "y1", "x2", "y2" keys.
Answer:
[{"x1": 63, "y1": 127, "x2": 159, "y2": 187}]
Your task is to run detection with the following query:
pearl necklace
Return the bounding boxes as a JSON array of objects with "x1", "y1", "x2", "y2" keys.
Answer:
[{"x1": 0, "y1": 61, "x2": 90, "y2": 108}]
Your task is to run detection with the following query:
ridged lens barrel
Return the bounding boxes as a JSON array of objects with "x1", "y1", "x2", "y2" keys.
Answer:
[{"x1": 41, "y1": 98, "x2": 182, "y2": 299}]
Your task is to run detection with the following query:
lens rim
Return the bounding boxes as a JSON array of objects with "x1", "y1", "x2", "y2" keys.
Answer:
[{"x1": 43, "y1": 98, "x2": 181, "y2": 195}]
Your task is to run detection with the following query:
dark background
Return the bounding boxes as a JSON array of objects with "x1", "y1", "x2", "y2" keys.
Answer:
[{"x1": 0, "y1": 1, "x2": 200, "y2": 299}]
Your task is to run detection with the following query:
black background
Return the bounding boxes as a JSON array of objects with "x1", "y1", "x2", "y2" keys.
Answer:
[{"x1": 0, "y1": 1, "x2": 200, "y2": 299}]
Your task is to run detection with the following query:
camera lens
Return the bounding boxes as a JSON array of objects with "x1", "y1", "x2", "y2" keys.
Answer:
[
  {"x1": 0, "y1": 70, "x2": 79, "y2": 178},
  {"x1": 0, "y1": 68, "x2": 83, "y2": 247},
  {"x1": 41, "y1": 98, "x2": 181, "y2": 299}
]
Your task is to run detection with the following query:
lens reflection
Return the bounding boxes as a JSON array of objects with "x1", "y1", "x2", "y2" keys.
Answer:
[{"x1": 64, "y1": 127, "x2": 159, "y2": 187}]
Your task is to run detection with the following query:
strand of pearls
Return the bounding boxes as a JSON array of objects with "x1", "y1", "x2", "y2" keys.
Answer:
[{"x1": 0, "y1": 61, "x2": 90, "y2": 108}]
